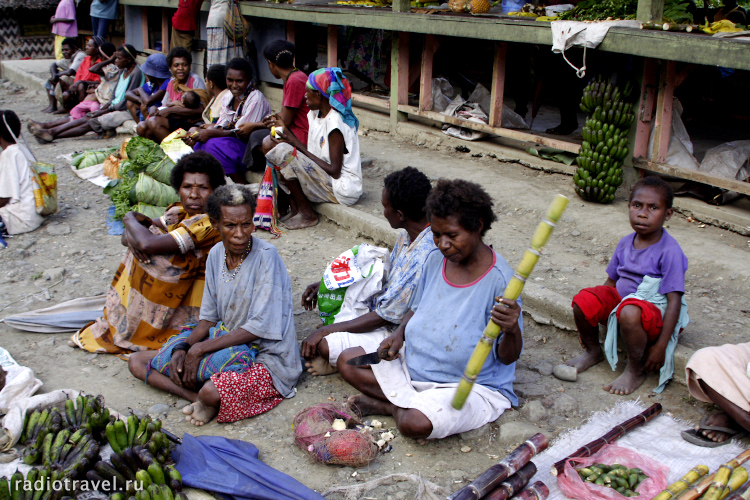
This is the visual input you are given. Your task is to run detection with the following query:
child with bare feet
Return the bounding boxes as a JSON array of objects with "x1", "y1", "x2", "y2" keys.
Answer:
[
  {"x1": 128, "y1": 185, "x2": 302, "y2": 426},
  {"x1": 566, "y1": 176, "x2": 689, "y2": 395},
  {"x1": 300, "y1": 167, "x2": 435, "y2": 377}
]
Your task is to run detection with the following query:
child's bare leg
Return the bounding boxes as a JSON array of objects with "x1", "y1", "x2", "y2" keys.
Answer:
[
  {"x1": 696, "y1": 379, "x2": 750, "y2": 442},
  {"x1": 604, "y1": 305, "x2": 648, "y2": 395},
  {"x1": 566, "y1": 304, "x2": 605, "y2": 373}
]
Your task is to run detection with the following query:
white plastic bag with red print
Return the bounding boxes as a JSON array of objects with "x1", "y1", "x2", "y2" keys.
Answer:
[{"x1": 558, "y1": 444, "x2": 669, "y2": 500}]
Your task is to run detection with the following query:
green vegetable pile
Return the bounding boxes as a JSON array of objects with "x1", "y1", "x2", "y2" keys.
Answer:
[
  {"x1": 558, "y1": 0, "x2": 637, "y2": 20},
  {"x1": 104, "y1": 138, "x2": 176, "y2": 220},
  {"x1": 577, "y1": 463, "x2": 649, "y2": 497},
  {"x1": 72, "y1": 148, "x2": 117, "y2": 170}
]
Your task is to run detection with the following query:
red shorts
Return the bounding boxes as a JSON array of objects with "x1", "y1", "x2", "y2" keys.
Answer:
[
  {"x1": 572, "y1": 286, "x2": 663, "y2": 341},
  {"x1": 211, "y1": 364, "x2": 283, "y2": 423}
]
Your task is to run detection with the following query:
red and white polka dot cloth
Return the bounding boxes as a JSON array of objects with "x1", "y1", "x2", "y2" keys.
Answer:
[{"x1": 211, "y1": 364, "x2": 283, "y2": 423}]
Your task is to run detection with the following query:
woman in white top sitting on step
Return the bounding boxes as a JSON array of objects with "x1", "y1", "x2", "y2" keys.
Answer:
[
  {"x1": 263, "y1": 67, "x2": 362, "y2": 230},
  {"x1": 0, "y1": 110, "x2": 43, "y2": 241}
]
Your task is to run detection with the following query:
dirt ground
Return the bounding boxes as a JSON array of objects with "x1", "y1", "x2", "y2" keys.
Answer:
[{"x1": 0, "y1": 83, "x2": 748, "y2": 497}]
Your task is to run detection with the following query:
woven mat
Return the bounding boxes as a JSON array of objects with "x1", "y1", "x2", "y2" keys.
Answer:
[{"x1": 528, "y1": 400, "x2": 748, "y2": 500}]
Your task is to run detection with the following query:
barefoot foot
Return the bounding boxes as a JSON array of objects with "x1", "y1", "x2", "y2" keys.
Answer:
[
  {"x1": 182, "y1": 403, "x2": 195, "y2": 415},
  {"x1": 184, "y1": 400, "x2": 218, "y2": 426},
  {"x1": 566, "y1": 348, "x2": 605, "y2": 374},
  {"x1": 347, "y1": 394, "x2": 395, "y2": 418},
  {"x1": 279, "y1": 209, "x2": 298, "y2": 223},
  {"x1": 305, "y1": 356, "x2": 338, "y2": 376},
  {"x1": 603, "y1": 369, "x2": 646, "y2": 395},
  {"x1": 282, "y1": 213, "x2": 319, "y2": 230}
]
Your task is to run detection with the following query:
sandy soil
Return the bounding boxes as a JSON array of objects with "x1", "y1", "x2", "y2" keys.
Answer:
[{"x1": 0, "y1": 83, "x2": 746, "y2": 497}]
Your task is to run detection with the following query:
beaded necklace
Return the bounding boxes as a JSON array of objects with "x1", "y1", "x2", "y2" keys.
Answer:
[{"x1": 221, "y1": 238, "x2": 253, "y2": 282}]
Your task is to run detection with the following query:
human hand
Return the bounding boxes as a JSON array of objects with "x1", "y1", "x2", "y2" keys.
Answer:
[
  {"x1": 301, "y1": 282, "x2": 321, "y2": 310},
  {"x1": 130, "y1": 211, "x2": 153, "y2": 227},
  {"x1": 182, "y1": 343, "x2": 203, "y2": 389},
  {"x1": 301, "y1": 327, "x2": 330, "y2": 359},
  {"x1": 153, "y1": 107, "x2": 170, "y2": 118},
  {"x1": 262, "y1": 114, "x2": 283, "y2": 129},
  {"x1": 490, "y1": 297, "x2": 522, "y2": 333},
  {"x1": 379, "y1": 332, "x2": 404, "y2": 360},
  {"x1": 168, "y1": 350, "x2": 186, "y2": 386},
  {"x1": 140, "y1": 103, "x2": 148, "y2": 118},
  {"x1": 644, "y1": 342, "x2": 667, "y2": 372}
]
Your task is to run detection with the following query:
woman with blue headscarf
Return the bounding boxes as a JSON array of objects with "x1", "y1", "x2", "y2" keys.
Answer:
[{"x1": 263, "y1": 67, "x2": 362, "y2": 230}]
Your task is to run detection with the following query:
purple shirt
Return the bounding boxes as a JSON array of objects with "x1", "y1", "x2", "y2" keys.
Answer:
[
  {"x1": 606, "y1": 230, "x2": 688, "y2": 298},
  {"x1": 52, "y1": 0, "x2": 78, "y2": 37}
]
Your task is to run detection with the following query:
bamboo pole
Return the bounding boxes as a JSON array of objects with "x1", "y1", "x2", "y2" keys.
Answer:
[
  {"x1": 653, "y1": 465, "x2": 709, "y2": 500},
  {"x1": 451, "y1": 195, "x2": 568, "y2": 410},
  {"x1": 676, "y1": 450, "x2": 750, "y2": 500},
  {"x1": 725, "y1": 480, "x2": 750, "y2": 500},
  {"x1": 551, "y1": 403, "x2": 663, "y2": 476},
  {"x1": 720, "y1": 467, "x2": 748, "y2": 500},
  {"x1": 514, "y1": 482, "x2": 550, "y2": 500},
  {"x1": 482, "y1": 462, "x2": 537, "y2": 500},
  {"x1": 448, "y1": 433, "x2": 548, "y2": 500}
]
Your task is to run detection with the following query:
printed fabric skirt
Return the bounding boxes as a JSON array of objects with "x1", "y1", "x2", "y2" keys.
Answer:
[
  {"x1": 212, "y1": 365, "x2": 283, "y2": 422},
  {"x1": 207, "y1": 27, "x2": 244, "y2": 68}
]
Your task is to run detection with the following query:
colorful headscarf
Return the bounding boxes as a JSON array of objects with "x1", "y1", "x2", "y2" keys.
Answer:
[{"x1": 307, "y1": 67, "x2": 359, "y2": 131}]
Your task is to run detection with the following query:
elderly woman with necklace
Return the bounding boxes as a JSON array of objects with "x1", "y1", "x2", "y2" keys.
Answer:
[
  {"x1": 129, "y1": 184, "x2": 303, "y2": 426},
  {"x1": 185, "y1": 57, "x2": 271, "y2": 184}
]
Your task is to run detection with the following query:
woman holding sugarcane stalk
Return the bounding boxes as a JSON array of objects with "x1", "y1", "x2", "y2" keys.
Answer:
[{"x1": 338, "y1": 179, "x2": 523, "y2": 440}]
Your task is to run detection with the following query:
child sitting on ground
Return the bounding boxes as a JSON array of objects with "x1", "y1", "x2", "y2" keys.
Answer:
[{"x1": 566, "y1": 176, "x2": 689, "y2": 395}]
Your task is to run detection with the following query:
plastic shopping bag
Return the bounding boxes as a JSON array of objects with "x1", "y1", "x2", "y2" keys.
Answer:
[
  {"x1": 557, "y1": 444, "x2": 669, "y2": 500},
  {"x1": 30, "y1": 162, "x2": 58, "y2": 216}
]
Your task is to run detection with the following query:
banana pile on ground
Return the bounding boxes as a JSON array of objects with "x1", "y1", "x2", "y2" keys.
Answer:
[
  {"x1": 87, "y1": 457, "x2": 186, "y2": 500},
  {"x1": 106, "y1": 414, "x2": 172, "y2": 464},
  {"x1": 0, "y1": 466, "x2": 86, "y2": 500},
  {"x1": 21, "y1": 395, "x2": 109, "y2": 465},
  {"x1": 575, "y1": 77, "x2": 635, "y2": 203}
]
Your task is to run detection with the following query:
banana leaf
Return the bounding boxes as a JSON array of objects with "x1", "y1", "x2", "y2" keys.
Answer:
[
  {"x1": 133, "y1": 173, "x2": 180, "y2": 207},
  {"x1": 78, "y1": 150, "x2": 115, "y2": 169},
  {"x1": 133, "y1": 203, "x2": 167, "y2": 219},
  {"x1": 145, "y1": 156, "x2": 176, "y2": 185}
]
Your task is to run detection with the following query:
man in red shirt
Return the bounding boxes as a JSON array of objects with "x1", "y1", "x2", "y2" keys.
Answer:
[{"x1": 171, "y1": 0, "x2": 205, "y2": 51}]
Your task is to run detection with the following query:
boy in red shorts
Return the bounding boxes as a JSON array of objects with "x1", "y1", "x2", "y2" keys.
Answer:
[{"x1": 567, "y1": 176, "x2": 689, "y2": 395}]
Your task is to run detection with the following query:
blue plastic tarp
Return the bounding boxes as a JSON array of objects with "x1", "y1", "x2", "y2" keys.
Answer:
[{"x1": 174, "y1": 434, "x2": 325, "y2": 500}]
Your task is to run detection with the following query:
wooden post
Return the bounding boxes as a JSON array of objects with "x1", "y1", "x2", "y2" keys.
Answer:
[
  {"x1": 489, "y1": 42, "x2": 507, "y2": 128},
  {"x1": 633, "y1": 57, "x2": 657, "y2": 159},
  {"x1": 419, "y1": 34, "x2": 438, "y2": 112},
  {"x1": 652, "y1": 59, "x2": 676, "y2": 164},
  {"x1": 161, "y1": 7, "x2": 169, "y2": 53},
  {"x1": 287, "y1": 21, "x2": 295, "y2": 44},
  {"x1": 327, "y1": 25, "x2": 338, "y2": 67},
  {"x1": 637, "y1": 0, "x2": 665, "y2": 24},
  {"x1": 141, "y1": 7, "x2": 149, "y2": 50},
  {"x1": 390, "y1": 32, "x2": 409, "y2": 131}
]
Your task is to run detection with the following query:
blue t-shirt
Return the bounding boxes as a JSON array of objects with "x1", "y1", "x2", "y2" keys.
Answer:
[
  {"x1": 403, "y1": 249, "x2": 522, "y2": 405},
  {"x1": 90, "y1": 0, "x2": 118, "y2": 19}
]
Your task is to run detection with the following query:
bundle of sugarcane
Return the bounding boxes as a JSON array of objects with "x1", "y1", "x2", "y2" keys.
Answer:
[
  {"x1": 719, "y1": 467, "x2": 748, "y2": 500},
  {"x1": 726, "y1": 480, "x2": 750, "y2": 500},
  {"x1": 483, "y1": 462, "x2": 537, "y2": 500},
  {"x1": 653, "y1": 466, "x2": 710, "y2": 500},
  {"x1": 551, "y1": 403, "x2": 662, "y2": 475},
  {"x1": 448, "y1": 433, "x2": 548, "y2": 500},
  {"x1": 677, "y1": 450, "x2": 750, "y2": 500},
  {"x1": 514, "y1": 482, "x2": 550, "y2": 500},
  {"x1": 451, "y1": 195, "x2": 568, "y2": 410}
]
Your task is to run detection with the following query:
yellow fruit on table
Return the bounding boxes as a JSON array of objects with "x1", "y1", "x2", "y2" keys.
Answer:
[{"x1": 469, "y1": 0, "x2": 491, "y2": 14}]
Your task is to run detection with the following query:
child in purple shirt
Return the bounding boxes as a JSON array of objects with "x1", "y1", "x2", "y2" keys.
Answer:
[{"x1": 567, "y1": 176, "x2": 688, "y2": 396}]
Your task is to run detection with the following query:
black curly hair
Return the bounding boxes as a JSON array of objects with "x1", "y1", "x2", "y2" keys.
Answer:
[
  {"x1": 384, "y1": 167, "x2": 432, "y2": 222},
  {"x1": 61, "y1": 37, "x2": 79, "y2": 49},
  {"x1": 426, "y1": 179, "x2": 497, "y2": 236},
  {"x1": 226, "y1": 57, "x2": 254, "y2": 83},
  {"x1": 630, "y1": 176, "x2": 674, "y2": 209},
  {"x1": 263, "y1": 40, "x2": 295, "y2": 69},
  {"x1": 0, "y1": 110, "x2": 21, "y2": 143},
  {"x1": 169, "y1": 151, "x2": 227, "y2": 192},
  {"x1": 206, "y1": 185, "x2": 257, "y2": 221},
  {"x1": 167, "y1": 46, "x2": 192, "y2": 67},
  {"x1": 206, "y1": 64, "x2": 227, "y2": 90}
]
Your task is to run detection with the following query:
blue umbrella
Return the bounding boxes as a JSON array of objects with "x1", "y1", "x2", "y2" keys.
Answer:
[{"x1": 174, "y1": 434, "x2": 325, "y2": 500}]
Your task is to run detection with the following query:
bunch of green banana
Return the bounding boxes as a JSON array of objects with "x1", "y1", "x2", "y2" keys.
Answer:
[
  {"x1": 105, "y1": 414, "x2": 167, "y2": 459},
  {"x1": 88, "y1": 453, "x2": 184, "y2": 499},
  {"x1": 577, "y1": 463, "x2": 649, "y2": 497},
  {"x1": 21, "y1": 395, "x2": 111, "y2": 450},
  {"x1": 574, "y1": 77, "x2": 635, "y2": 204},
  {"x1": 2, "y1": 465, "x2": 82, "y2": 500}
]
